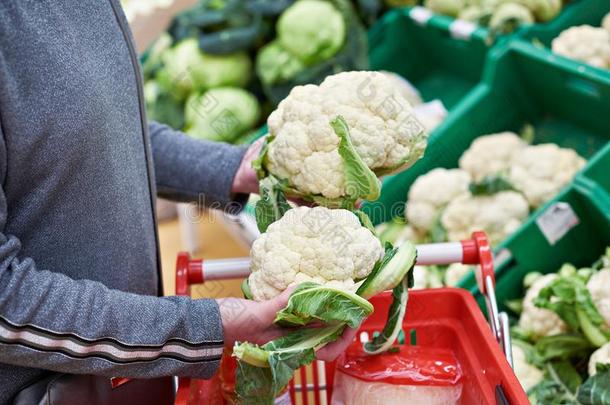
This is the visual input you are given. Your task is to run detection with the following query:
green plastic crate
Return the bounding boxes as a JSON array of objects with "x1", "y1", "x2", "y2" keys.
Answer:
[
  {"x1": 578, "y1": 143, "x2": 610, "y2": 209},
  {"x1": 472, "y1": 182, "x2": 610, "y2": 312},
  {"x1": 368, "y1": 7, "x2": 488, "y2": 110},
  {"x1": 408, "y1": 0, "x2": 597, "y2": 47},
  {"x1": 517, "y1": 0, "x2": 610, "y2": 79},
  {"x1": 363, "y1": 39, "x2": 610, "y2": 224},
  {"x1": 363, "y1": 39, "x2": 610, "y2": 286},
  {"x1": 519, "y1": 0, "x2": 610, "y2": 47}
]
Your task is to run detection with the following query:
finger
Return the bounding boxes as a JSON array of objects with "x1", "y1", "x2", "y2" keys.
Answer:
[
  {"x1": 259, "y1": 286, "x2": 296, "y2": 321},
  {"x1": 315, "y1": 327, "x2": 358, "y2": 362}
]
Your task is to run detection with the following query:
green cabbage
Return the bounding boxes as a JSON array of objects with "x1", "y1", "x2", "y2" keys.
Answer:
[
  {"x1": 277, "y1": 0, "x2": 346, "y2": 65},
  {"x1": 144, "y1": 81, "x2": 185, "y2": 130},
  {"x1": 184, "y1": 87, "x2": 261, "y2": 142},
  {"x1": 255, "y1": 40, "x2": 306, "y2": 87},
  {"x1": 157, "y1": 39, "x2": 251, "y2": 100},
  {"x1": 255, "y1": 0, "x2": 368, "y2": 104}
]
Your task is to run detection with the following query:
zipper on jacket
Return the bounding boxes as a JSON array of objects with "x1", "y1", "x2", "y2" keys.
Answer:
[{"x1": 108, "y1": 0, "x2": 164, "y2": 296}]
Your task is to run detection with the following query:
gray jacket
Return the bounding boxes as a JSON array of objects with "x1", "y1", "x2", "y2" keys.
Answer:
[{"x1": 0, "y1": 1, "x2": 249, "y2": 402}]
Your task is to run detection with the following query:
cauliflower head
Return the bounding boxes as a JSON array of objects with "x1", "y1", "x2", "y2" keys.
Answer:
[
  {"x1": 508, "y1": 143, "x2": 586, "y2": 208},
  {"x1": 406, "y1": 168, "x2": 471, "y2": 233},
  {"x1": 552, "y1": 25, "x2": 610, "y2": 69},
  {"x1": 518, "y1": 274, "x2": 568, "y2": 339},
  {"x1": 588, "y1": 341, "x2": 610, "y2": 376},
  {"x1": 441, "y1": 191, "x2": 529, "y2": 245},
  {"x1": 587, "y1": 268, "x2": 610, "y2": 329},
  {"x1": 444, "y1": 263, "x2": 473, "y2": 287},
  {"x1": 248, "y1": 206, "x2": 384, "y2": 301},
  {"x1": 265, "y1": 71, "x2": 428, "y2": 200},
  {"x1": 603, "y1": 12, "x2": 610, "y2": 34},
  {"x1": 512, "y1": 344, "x2": 544, "y2": 392},
  {"x1": 459, "y1": 132, "x2": 527, "y2": 182}
]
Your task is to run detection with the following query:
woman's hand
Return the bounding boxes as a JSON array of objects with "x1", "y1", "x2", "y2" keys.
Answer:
[
  {"x1": 231, "y1": 137, "x2": 264, "y2": 195},
  {"x1": 218, "y1": 287, "x2": 292, "y2": 347},
  {"x1": 218, "y1": 288, "x2": 358, "y2": 362}
]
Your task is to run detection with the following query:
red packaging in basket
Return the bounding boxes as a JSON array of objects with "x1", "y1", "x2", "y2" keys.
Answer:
[{"x1": 331, "y1": 342, "x2": 463, "y2": 405}]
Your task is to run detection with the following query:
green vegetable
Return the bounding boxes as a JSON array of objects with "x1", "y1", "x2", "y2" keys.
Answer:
[
  {"x1": 529, "y1": 361, "x2": 582, "y2": 404},
  {"x1": 469, "y1": 175, "x2": 516, "y2": 196},
  {"x1": 364, "y1": 275, "x2": 409, "y2": 354},
  {"x1": 234, "y1": 324, "x2": 345, "y2": 404},
  {"x1": 376, "y1": 217, "x2": 408, "y2": 244},
  {"x1": 529, "y1": 362, "x2": 610, "y2": 404},
  {"x1": 255, "y1": 40, "x2": 306, "y2": 87},
  {"x1": 254, "y1": 176, "x2": 292, "y2": 233},
  {"x1": 144, "y1": 81, "x2": 185, "y2": 130},
  {"x1": 331, "y1": 115, "x2": 381, "y2": 203},
  {"x1": 277, "y1": 0, "x2": 346, "y2": 65},
  {"x1": 535, "y1": 334, "x2": 594, "y2": 362},
  {"x1": 357, "y1": 241, "x2": 416, "y2": 299},
  {"x1": 257, "y1": 0, "x2": 368, "y2": 104},
  {"x1": 355, "y1": 210, "x2": 376, "y2": 234},
  {"x1": 535, "y1": 271, "x2": 610, "y2": 347},
  {"x1": 577, "y1": 363, "x2": 610, "y2": 404},
  {"x1": 274, "y1": 282, "x2": 374, "y2": 328},
  {"x1": 245, "y1": 0, "x2": 294, "y2": 16},
  {"x1": 184, "y1": 87, "x2": 261, "y2": 142},
  {"x1": 241, "y1": 278, "x2": 254, "y2": 299},
  {"x1": 157, "y1": 39, "x2": 252, "y2": 100},
  {"x1": 168, "y1": 0, "x2": 262, "y2": 54},
  {"x1": 429, "y1": 211, "x2": 448, "y2": 243},
  {"x1": 142, "y1": 33, "x2": 172, "y2": 81}
]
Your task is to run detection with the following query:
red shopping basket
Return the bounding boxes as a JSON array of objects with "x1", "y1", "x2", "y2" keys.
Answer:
[{"x1": 174, "y1": 232, "x2": 528, "y2": 405}]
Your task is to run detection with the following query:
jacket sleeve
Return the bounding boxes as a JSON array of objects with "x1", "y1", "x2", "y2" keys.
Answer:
[
  {"x1": 149, "y1": 121, "x2": 249, "y2": 211},
  {"x1": 0, "y1": 182, "x2": 224, "y2": 378}
]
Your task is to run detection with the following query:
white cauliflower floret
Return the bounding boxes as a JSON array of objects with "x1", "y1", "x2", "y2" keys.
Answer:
[
  {"x1": 552, "y1": 25, "x2": 610, "y2": 69},
  {"x1": 588, "y1": 342, "x2": 610, "y2": 376},
  {"x1": 248, "y1": 206, "x2": 384, "y2": 301},
  {"x1": 512, "y1": 344, "x2": 544, "y2": 392},
  {"x1": 603, "y1": 12, "x2": 610, "y2": 34},
  {"x1": 441, "y1": 191, "x2": 529, "y2": 245},
  {"x1": 379, "y1": 71, "x2": 423, "y2": 107},
  {"x1": 518, "y1": 274, "x2": 567, "y2": 339},
  {"x1": 267, "y1": 71, "x2": 428, "y2": 199},
  {"x1": 405, "y1": 168, "x2": 471, "y2": 233},
  {"x1": 508, "y1": 143, "x2": 586, "y2": 208},
  {"x1": 445, "y1": 263, "x2": 472, "y2": 287},
  {"x1": 587, "y1": 268, "x2": 610, "y2": 329},
  {"x1": 459, "y1": 132, "x2": 527, "y2": 182}
]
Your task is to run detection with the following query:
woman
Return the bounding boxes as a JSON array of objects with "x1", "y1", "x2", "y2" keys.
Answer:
[{"x1": 0, "y1": 1, "x2": 355, "y2": 403}]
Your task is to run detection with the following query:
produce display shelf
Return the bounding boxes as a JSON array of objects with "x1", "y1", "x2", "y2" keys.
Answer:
[
  {"x1": 362, "y1": 40, "x2": 610, "y2": 288},
  {"x1": 517, "y1": 0, "x2": 610, "y2": 80},
  {"x1": 405, "y1": 0, "x2": 600, "y2": 47},
  {"x1": 471, "y1": 182, "x2": 610, "y2": 313},
  {"x1": 368, "y1": 7, "x2": 488, "y2": 111}
]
